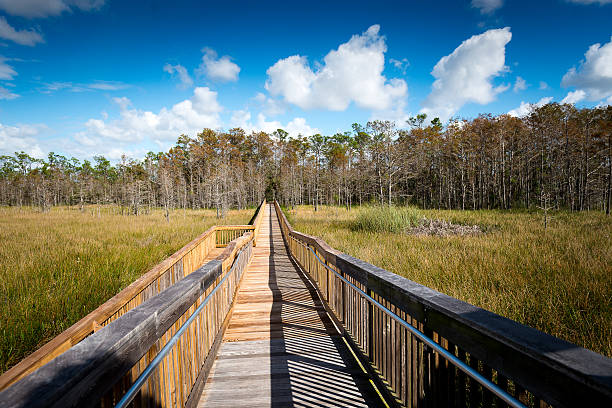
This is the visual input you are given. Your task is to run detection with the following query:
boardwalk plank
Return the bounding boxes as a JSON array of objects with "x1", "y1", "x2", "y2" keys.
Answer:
[{"x1": 197, "y1": 204, "x2": 383, "y2": 407}]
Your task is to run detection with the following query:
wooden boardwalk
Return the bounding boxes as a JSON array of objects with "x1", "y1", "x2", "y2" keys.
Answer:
[{"x1": 198, "y1": 204, "x2": 383, "y2": 407}]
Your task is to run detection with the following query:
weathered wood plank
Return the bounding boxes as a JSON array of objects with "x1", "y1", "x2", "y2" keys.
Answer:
[
  {"x1": 0, "y1": 227, "x2": 224, "y2": 391},
  {"x1": 198, "y1": 204, "x2": 383, "y2": 407},
  {"x1": 275, "y1": 200, "x2": 612, "y2": 408}
]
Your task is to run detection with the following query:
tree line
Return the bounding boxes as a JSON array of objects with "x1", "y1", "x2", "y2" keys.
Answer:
[{"x1": 1, "y1": 103, "x2": 610, "y2": 216}]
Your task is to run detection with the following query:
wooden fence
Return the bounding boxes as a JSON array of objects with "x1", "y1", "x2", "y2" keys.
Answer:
[
  {"x1": 0, "y1": 199, "x2": 266, "y2": 392},
  {"x1": 215, "y1": 225, "x2": 255, "y2": 247},
  {"x1": 0, "y1": 230, "x2": 254, "y2": 407},
  {"x1": 274, "y1": 201, "x2": 612, "y2": 408}
]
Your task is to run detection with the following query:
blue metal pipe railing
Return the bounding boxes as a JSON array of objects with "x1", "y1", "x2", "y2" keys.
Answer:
[
  {"x1": 115, "y1": 243, "x2": 249, "y2": 408},
  {"x1": 293, "y1": 237, "x2": 526, "y2": 408}
]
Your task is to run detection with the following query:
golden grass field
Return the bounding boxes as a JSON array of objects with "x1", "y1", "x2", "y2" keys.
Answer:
[
  {"x1": 0, "y1": 206, "x2": 251, "y2": 374},
  {"x1": 284, "y1": 205, "x2": 612, "y2": 358}
]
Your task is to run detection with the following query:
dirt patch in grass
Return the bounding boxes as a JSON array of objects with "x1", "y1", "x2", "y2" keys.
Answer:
[{"x1": 407, "y1": 218, "x2": 484, "y2": 236}]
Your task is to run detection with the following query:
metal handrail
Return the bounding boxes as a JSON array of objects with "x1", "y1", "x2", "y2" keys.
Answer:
[
  {"x1": 291, "y1": 236, "x2": 526, "y2": 408},
  {"x1": 115, "y1": 241, "x2": 250, "y2": 408}
]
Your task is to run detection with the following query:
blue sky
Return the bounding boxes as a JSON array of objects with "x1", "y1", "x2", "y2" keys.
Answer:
[{"x1": 0, "y1": 0, "x2": 610, "y2": 160}]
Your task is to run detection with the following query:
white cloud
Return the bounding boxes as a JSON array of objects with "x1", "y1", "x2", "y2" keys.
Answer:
[
  {"x1": 562, "y1": 36, "x2": 612, "y2": 101},
  {"x1": 389, "y1": 57, "x2": 409, "y2": 73},
  {"x1": 539, "y1": 81, "x2": 549, "y2": 90},
  {"x1": 265, "y1": 25, "x2": 407, "y2": 111},
  {"x1": 0, "y1": 85, "x2": 18, "y2": 99},
  {"x1": 507, "y1": 96, "x2": 553, "y2": 117},
  {"x1": 253, "y1": 92, "x2": 286, "y2": 116},
  {"x1": 0, "y1": 56, "x2": 17, "y2": 80},
  {"x1": 39, "y1": 80, "x2": 128, "y2": 93},
  {"x1": 0, "y1": 0, "x2": 105, "y2": 19},
  {"x1": 421, "y1": 27, "x2": 512, "y2": 122},
  {"x1": 0, "y1": 122, "x2": 46, "y2": 158},
  {"x1": 513, "y1": 76, "x2": 527, "y2": 92},
  {"x1": 0, "y1": 17, "x2": 44, "y2": 46},
  {"x1": 66, "y1": 132, "x2": 148, "y2": 160},
  {"x1": 284, "y1": 117, "x2": 319, "y2": 137},
  {"x1": 163, "y1": 63, "x2": 193, "y2": 89},
  {"x1": 561, "y1": 89, "x2": 586, "y2": 104},
  {"x1": 75, "y1": 87, "x2": 223, "y2": 145},
  {"x1": 369, "y1": 99, "x2": 411, "y2": 126},
  {"x1": 40, "y1": 81, "x2": 73, "y2": 93},
  {"x1": 229, "y1": 110, "x2": 318, "y2": 137},
  {"x1": 566, "y1": 0, "x2": 612, "y2": 5},
  {"x1": 197, "y1": 47, "x2": 240, "y2": 82},
  {"x1": 471, "y1": 0, "x2": 504, "y2": 14},
  {"x1": 87, "y1": 80, "x2": 128, "y2": 91}
]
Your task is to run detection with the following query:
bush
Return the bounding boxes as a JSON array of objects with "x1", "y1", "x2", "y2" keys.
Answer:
[{"x1": 351, "y1": 206, "x2": 421, "y2": 233}]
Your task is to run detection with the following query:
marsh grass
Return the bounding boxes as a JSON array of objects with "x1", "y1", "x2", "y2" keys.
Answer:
[
  {"x1": 287, "y1": 205, "x2": 612, "y2": 357},
  {"x1": 0, "y1": 206, "x2": 251, "y2": 373},
  {"x1": 350, "y1": 205, "x2": 422, "y2": 233}
]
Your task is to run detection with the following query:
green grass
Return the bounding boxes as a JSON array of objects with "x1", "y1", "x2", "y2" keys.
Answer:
[
  {"x1": 350, "y1": 205, "x2": 421, "y2": 233},
  {"x1": 286, "y1": 205, "x2": 612, "y2": 357},
  {"x1": 0, "y1": 206, "x2": 251, "y2": 374}
]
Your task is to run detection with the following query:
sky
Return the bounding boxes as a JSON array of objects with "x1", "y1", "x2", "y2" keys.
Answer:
[{"x1": 0, "y1": 0, "x2": 611, "y2": 161}]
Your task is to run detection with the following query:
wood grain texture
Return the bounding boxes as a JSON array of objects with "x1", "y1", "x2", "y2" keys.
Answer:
[
  {"x1": 0, "y1": 200, "x2": 266, "y2": 392},
  {"x1": 198, "y1": 204, "x2": 382, "y2": 407},
  {"x1": 274, "y1": 200, "x2": 612, "y2": 408},
  {"x1": 0, "y1": 228, "x2": 220, "y2": 391}
]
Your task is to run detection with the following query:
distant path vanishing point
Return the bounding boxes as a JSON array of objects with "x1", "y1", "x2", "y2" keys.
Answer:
[{"x1": 198, "y1": 204, "x2": 384, "y2": 407}]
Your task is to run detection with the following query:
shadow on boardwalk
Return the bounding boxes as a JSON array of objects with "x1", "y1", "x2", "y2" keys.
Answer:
[{"x1": 198, "y1": 204, "x2": 381, "y2": 407}]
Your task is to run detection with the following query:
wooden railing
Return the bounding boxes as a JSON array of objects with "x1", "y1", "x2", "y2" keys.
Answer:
[
  {"x1": 215, "y1": 198, "x2": 266, "y2": 247},
  {"x1": 0, "y1": 200, "x2": 266, "y2": 392},
  {"x1": 251, "y1": 198, "x2": 266, "y2": 246},
  {"x1": 274, "y1": 201, "x2": 612, "y2": 408},
  {"x1": 0, "y1": 230, "x2": 254, "y2": 407},
  {"x1": 215, "y1": 225, "x2": 255, "y2": 247}
]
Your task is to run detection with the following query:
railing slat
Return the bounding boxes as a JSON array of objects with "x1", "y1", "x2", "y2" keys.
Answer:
[
  {"x1": 1, "y1": 199, "x2": 266, "y2": 407},
  {"x1": 273, "y1": 200, "x2": 612, "y2": 408}
]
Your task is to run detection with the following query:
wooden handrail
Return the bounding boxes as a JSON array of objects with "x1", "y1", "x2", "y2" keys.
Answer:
[
  {"x1": 214, "y1": 224, "x2": 255, "y2": 230},
  {"x1": 0, "y1": 231, "x2": 254, "y2": 407},
  {"x1": 273, "y1": 201, "x2": 612, "y2": 407},
  {"x1": 251, "y1": 198, "x2": 266, "y2": 246},
  {"x1": 0, "y1": 201, "x2": 265, "y2": 391}
]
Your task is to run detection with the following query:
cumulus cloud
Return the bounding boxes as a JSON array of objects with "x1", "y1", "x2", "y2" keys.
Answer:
[
  {"x1": 561, "y1": 89, "x2": 586, "y2": 104},
  {"x1": 0, "y1": 56, "x2": 17, "y2": 80},
  {"x1": 539, "y1": 81, "x2": 549, "y2": 90},
  {"x1": 265, "y1": 25, "x2": 407, "y2": 111},
  {"x1": 513, "y1": 76, "x2": 527, "y2": 92},
  {"x1": 471, "y1": 0, "x2": 504, "y2": 14},
  {"x1": 421, "y1": 27, "x2": 512, "y2": 122},
  {"x1": 64, "y1": 133, "x2": 149, "y2": 161},
  {"x1": 0, "y1": 0, "x2": 105, "y2": 19},
  {"x1": 229, "y1": 110, "x2": 318, "y2": 137},
  {"x1": 507, "y1": 96, "x2": 553, "y2": 117},
  {"x1": 0, "y1": 85, "x2": 18, "y2": 99},
  {"x1": 561, "y1": 36, "x2": 612, "y2": 101},
  {"x1": 197, "y1": 47, "x2": 240, "y2": 82},
  {"x1": 0, "y1": 122, "x2": 46, "y2": 158},
  {"x1": 368, "y1": 99, "x2": 411, "y2": 125},
  {"x1": 163, "y1": 63, "x2": 193, "y2": 88},
  {"x1": 253, "y1": 92, "x2": 286, "y2": 116},
  {"x1": 75, "y1": 87, "x2": 223, "y2": 146},
  {"x1": 0, "y1": 17, "x2": 43, "y2": 46}
]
